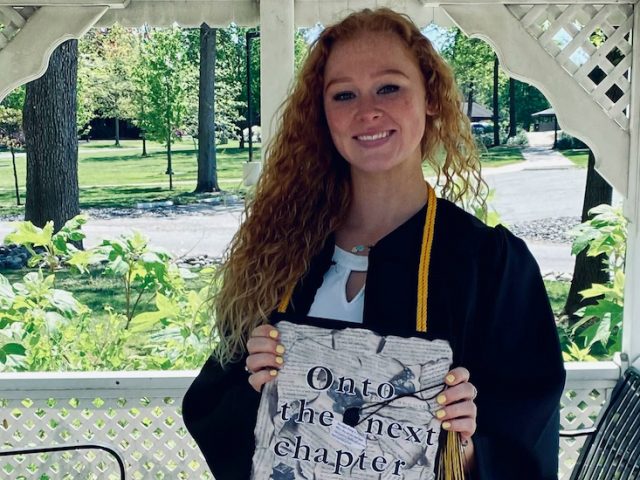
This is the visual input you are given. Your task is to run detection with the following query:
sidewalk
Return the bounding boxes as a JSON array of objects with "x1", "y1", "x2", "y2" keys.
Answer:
[{"x1": 483, "y1": 131, "x2": 574, "y2": 176}]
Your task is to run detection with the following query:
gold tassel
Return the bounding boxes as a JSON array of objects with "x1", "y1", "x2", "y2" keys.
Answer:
[{"x1": 437, "y1": 431, "x2": 466, "y2": 480}]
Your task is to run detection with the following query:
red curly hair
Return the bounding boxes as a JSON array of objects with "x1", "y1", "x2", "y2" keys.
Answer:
[{"x1": 213, "y1": 8, "x2": 485, "y2": 364}]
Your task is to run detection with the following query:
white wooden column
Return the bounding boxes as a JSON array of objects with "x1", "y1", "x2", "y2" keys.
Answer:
[
  {"x1": 621, "y1": 7, "x2": 640, "y2": 365},
  {"x1": 259, "y1": 0, "x2": 295, "y2": 153}
]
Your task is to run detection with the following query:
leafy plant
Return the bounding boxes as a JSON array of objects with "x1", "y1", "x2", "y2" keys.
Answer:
[
  {"x1": 0, "y1": 270, "x2": 90, "y2": 370},
  {"x1": 565, "y1": 205, "x2": 627, "y2": 359},
  {"x1": 1, "y1": 217, "x2": 217, "y2": 371},
  {"x1": 4, "y1": 215, "x2": 98, "y2": 273},
  {"x1": 555, "y1": 132, "x2": 587, "y2": 151},
  {"x1": 98, "y1": 232, "x2": 173, "y2": 324},
  {"x1": 473, "y1": 189, "x2": 503, "y2": 227},
  {"x1": 128, "y1": 267, "x2": 216, "y2": 369},
  {"x1": 505, "y1": 129, "x2": 529, "y2": 147}
]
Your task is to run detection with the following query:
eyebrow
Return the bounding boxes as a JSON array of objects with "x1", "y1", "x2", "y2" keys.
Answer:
[{"x1": 324, "y1": 69, "x2": 410, "y2": 91}]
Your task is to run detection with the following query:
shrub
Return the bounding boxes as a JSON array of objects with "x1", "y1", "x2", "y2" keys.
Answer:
[
  {"x1": 505, "y1": 129, "x2": 529, "y2": 147},
  {"x1": 474, "y1": 133, "x2": 493, "y2": 148},
  {"x1": 0, "y1": 216, "x2": 216, "y2": 371},
  {"x1": 562, "y1": 205, "x2": 627, "y2": 360},
  {"x1": 556, "y1": 132, "x2": 587, "y2": 150}
]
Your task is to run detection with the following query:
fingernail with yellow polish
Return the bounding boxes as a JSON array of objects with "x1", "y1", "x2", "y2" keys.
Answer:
[
  {"x1": 436, "y1": 409, "x2": 446, "y2": 419},
  {"x1": 270, "y1": 369, "x2": 278, "y2": 377},
  {"x1": 269, "y1": 330, "x2": 279, "y2": 339},
  {"x1": 275, "y1": 356, "x2": 284, "y2": 365},
  {"x1": 446, "y1": 374, "x2": 456, "y2": 384},
  {"x1": 276, "y1": 344, "x2": 285, "y2": 354},
  {"x1": 437, "y1": 394, "x2": 446, "y2": 405},
  {"x1": 442, "y1": 422, "x2": 451, "y2": 430}
]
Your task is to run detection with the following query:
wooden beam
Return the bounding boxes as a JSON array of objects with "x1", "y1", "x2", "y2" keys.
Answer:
[
  {"x1": 260, "y1": 0, "x2": 294, "y2": 150},
  {"x1": 0, "y1": 0, "x2": 128, "y2": 8},
  {"x1": 0, "y1": 6, "x2": 107, "y2": 102},
  {"x1": 426, "y1": 0, "x2": 635, "y2": 4},
  {"x1": 444, "y1": 4, "x2": 630, "y2": 196},
  {"x1": 98, "y1": 0, "x2": 259, "y2": 27},
  {"x1": 622, "y1": 6, "x2": 640, "y2": 365}
]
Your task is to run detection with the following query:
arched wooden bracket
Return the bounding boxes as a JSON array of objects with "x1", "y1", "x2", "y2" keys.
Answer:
[
  {"x1": 443, "y1": 4, "x2": 631, "y2": 197},
  {"x1": 0, "y1": 6, "x2": 107, "y2": 102}
]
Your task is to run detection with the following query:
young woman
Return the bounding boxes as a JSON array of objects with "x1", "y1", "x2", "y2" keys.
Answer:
[{"x1": 183, "y1": 8, "x2": 565, "y2": 480}]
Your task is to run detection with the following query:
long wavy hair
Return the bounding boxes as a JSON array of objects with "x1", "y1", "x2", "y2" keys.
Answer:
[{"x1": 213, "y1": 8, "x2": 485, "y2": 365}]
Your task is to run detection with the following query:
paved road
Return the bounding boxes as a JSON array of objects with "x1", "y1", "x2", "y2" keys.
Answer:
[{"x1": 2, "y1": 133, "x2": 620, "y2": 273}]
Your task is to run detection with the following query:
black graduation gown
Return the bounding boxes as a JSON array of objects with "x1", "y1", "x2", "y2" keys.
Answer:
[{"x1": 182, "y1": 198, "x2": 566, "y2": 480}]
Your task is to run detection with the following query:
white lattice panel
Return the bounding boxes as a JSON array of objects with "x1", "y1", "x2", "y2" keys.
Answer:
[
  {"x1": 0, "y1": 364, "x2": 623, "y2": 479},
  {"x1": 0, "y1": 372, "x2": 212, "y2": 480},
  {"x1": 508, "y1": 4, "x2": 633, "y2": 130},
  {"x1": 0, "y1": 7, "x2": 36, "y2": 51},
  {"x1": 558, "y1": 386, "x2": 612, "y2": 478}
]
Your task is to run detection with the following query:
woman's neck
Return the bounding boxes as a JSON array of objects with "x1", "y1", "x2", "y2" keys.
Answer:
[{"x1": 338, "y1": 170, "x2": 428, "y2": 246}]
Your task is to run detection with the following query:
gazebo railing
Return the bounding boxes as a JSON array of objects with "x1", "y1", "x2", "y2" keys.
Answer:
[{"x1": 0, "y1": 362, "x2": 621, "y2": 479}]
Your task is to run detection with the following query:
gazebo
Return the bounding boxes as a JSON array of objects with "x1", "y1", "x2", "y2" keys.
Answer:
[
  {"x1": 532, "y1": 107, "x2": 557, "y2": 132},
  {"x1": 0, "y1": 0, "x2": 638, "y2": 478}
]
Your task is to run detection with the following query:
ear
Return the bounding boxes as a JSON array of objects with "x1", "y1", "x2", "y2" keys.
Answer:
[{"x1": 425, "y1": 100, "x2": 438, "y2": 117}]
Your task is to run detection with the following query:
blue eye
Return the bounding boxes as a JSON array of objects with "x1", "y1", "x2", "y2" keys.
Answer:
[
  {"x1": 333, "y1": 91, "x2": 355, "y2": 101},
  {"x1": 378, "y1": 85, "x2": 399, "y2": 94}
]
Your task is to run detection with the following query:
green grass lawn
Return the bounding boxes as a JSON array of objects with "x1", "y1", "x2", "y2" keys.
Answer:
[
  {"x1": 0, "y1": 139, "x2": 256, "y2": 215},
  {"x1": 479, "y1": 145, "x2": 524, "y2": 168},
  {"x1": 559, "y1": 149, "x2": 589, "y2": 168},
  {"x1": 1, "y1": 141, "x2": 523, "y2": 215},
  {"x1": 420, "y1": 145, "x2": 523, "y2": 177},
  {"x1": 0, "y1": 266, "x2": 209, "y2": 323}
]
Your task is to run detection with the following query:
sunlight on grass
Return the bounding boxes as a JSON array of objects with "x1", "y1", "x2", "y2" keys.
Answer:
[
  {"x1": 559, "y1": 149, "x2": 588, "y2": 168},
  {"x1": 1, "y1": 141, "x2": 523, "y2": 213},
  {"x1": 0, "y1": 267, "x2": 208, "y2": 323}
]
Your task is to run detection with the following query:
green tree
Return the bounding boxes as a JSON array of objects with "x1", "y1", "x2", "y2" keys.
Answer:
[
  {"x1": 85, "y1": 24, "x2": 136, "y2": 146},
  {"x1": 0, "y1": 106, "x2": 24, "y2": 205},
  {"x1": 512, "y1": 80, "x2": 549, "y2": 131},
  {"x1": 215, "y1": 25, "x2": 256, "y2": 146},
  {"x1": 440, "y1": 29, "x2": 495, "y2": 119},
  {"x1": 130, "y1": 26, "x2": 152, "y2": 156},
  {"x1": 77, "y1": 31, "x2": 100, "y2": 137},
  {"x1": 136, "y1": 26, "x2": 198, "y2": 189},
  {"x1": 0, "y1": 86, "x2": 25, "y2": 110}
]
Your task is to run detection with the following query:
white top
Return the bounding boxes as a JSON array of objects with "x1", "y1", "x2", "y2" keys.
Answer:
[{"x1": 307, "y1": 245, "x2": 368, "y2": 323}]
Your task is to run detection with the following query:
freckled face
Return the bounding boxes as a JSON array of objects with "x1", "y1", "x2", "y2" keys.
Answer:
[{"x1": 323, "y1": 31, "x2": 428, "y2": 177}]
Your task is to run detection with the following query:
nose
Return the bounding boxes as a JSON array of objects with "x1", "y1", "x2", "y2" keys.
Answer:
[{"x1": 356, "y1": 96, "x2": 382, "y2": 122}]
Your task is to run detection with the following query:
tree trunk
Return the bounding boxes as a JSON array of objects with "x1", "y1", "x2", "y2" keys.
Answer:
[
  {"x1": 142, "y1": 133, "x2": 147, "y2": 156},
  {"x1": 115, "y1": 117, "x2": 120, "y2": 146},
  {"x1": 23, "y1": 39, "x2": 79, "y2": 231},
  {"x1": 239, "y1": 126, "x2": 245, "y2": 149},
  {"x1": 492, "y1": 56, "x2": 500, "y2": 147},
  {"x1": 195, "y1": 23, "x2": 220, "y2": 193},
  {"x1": 11, "y1": 146, "x2": 21, "y2": 206},
  {"x1": 466, "y1": 82, "x2": 474, "y2": 119},
  {"x1": 564, "y1": 150, "x2": 613, "y2": 320},
  {"x1": 508, "y1": 78, "x2": 517, "y2": 138},
  {"x1": 166, "y1": 133, "x2": 173, "y2": 190}
]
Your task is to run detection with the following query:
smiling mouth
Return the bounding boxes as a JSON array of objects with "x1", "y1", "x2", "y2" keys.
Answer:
[{"x1": 355, "y1": 131, "x2": 393, "y2": 142}]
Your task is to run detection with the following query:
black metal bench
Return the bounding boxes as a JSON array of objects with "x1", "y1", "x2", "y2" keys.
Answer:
[
  {"x1": 561, "y1": 365, "x2": 640, "y2": 480},
  {"x1": 0, "y1": 443, "x2": 126, "y2": 479}
]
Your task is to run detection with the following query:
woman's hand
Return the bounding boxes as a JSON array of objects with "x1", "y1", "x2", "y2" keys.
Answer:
[
  {"x1": 435, "y1": 366, "x2": 477, "y2": 471},
  {"x1": 245, "y1": 325, "x2": 285, "y2": 392},
  {"x1": 434, "y1": 366, "x2": 477, "y2": 441}
]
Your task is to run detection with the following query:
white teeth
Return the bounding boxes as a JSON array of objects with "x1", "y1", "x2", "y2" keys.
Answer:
[{"x1": 357, "y1": 131, "x2": 390, "y2": 141}]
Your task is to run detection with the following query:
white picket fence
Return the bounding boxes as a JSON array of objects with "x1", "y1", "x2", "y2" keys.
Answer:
[{"x1": 0, "y1": 362, "x2": 622, "y2": 479}]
